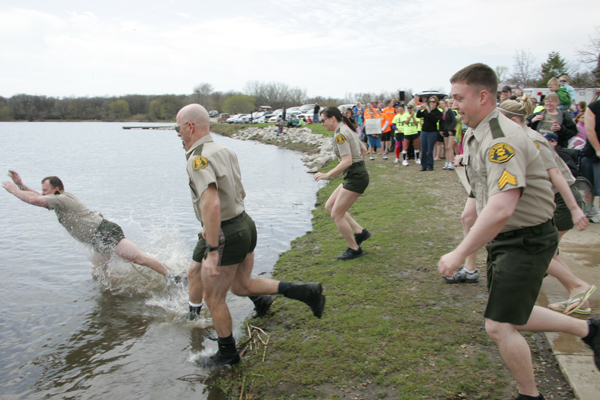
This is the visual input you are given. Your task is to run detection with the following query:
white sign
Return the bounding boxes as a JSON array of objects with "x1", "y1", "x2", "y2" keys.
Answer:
[{"x1": 365, "y1": 118, "x2": 382, "y2": 135}]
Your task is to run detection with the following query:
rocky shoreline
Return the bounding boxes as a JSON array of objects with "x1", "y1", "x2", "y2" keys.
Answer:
[{"x1": 231, "y1": 125, "x2": 336, "y2": 172}]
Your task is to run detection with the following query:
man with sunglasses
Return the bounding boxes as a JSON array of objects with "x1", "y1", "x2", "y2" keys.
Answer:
[{"x1": 176, "y1": 104, "x2": 325, "y2": 367}]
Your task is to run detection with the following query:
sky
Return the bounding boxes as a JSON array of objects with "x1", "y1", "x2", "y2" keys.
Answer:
[{"x1": 1, "y1": 0, "x2": 599, "y2": 101}]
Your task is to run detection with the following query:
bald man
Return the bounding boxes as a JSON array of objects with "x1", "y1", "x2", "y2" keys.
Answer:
[{"x1": 177, "y1": 104, "x2": 325, "y2": 367}]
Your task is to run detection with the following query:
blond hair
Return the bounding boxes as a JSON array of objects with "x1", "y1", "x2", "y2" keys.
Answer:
[
  {"x1": 498, "y1": 94, "x2": 535, "y2": 122},
  {"x1": 547, "y1": 77, "x2": 559, "y2": 88},
  {"x1": 545, "y1": 92, "x2": 559, "y2": 102}
]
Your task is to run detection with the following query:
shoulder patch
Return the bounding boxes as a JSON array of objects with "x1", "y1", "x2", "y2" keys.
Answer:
[
  {"x1": 489, "y1": 143, "x2": 515, "y2": 164},
  {"x1": 192, "y1": 156, "x2": 209, "y2": 170},
  {"x1": 534, "y1": 142, "x2": 540, "y2": 149},
  {"x1": 335, "y1": 134, "x2": 347, "y2": 144},
  {"x1": 498, "y1": 170, "x2": 517, "y2": 189}
]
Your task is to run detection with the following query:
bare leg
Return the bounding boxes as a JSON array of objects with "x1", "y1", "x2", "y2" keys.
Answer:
[
  {"x1": 201, "y1": 262, "x2": 239, "y2": 337},
  {"x1": 516, "y1": 305, "x2": 589, "y2": 337},
  {"x1": 113, "y1": 239, "x2": 168, "y2": 276},
  {"x1": 188, "y1": 259, "x2": 203, "y2": 304},
  {"x1": 445, "y1": 136, "x2": 455, "y2": 164},
  {"x1": 326, "y1": 185, "x2": 362, "y2": 250},
  {"x1": 229, "y1": 252, "x2": 279, "y2": 297},
  {"x1": 344, "y1": 212, "x2": 363, "y2": 234},
  {"x1": 486, "y1": 319, "x2": 539, "y2": 397}
]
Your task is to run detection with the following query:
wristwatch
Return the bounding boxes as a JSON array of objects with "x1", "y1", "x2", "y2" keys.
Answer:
[{"x1": 205, "y1": 244, "x2": 219, "y2": 253}]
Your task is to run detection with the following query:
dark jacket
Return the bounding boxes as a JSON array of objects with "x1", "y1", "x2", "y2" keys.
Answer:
[
  {"x1": 417, "y1": 107, "x2": 443, "y2": 132},
  {"x1": 440, "y1": 108, "x2": 457, "y2": 132},
  {"x1": 526, "y1": 109, "x2": 577, "y2": 148},
  {"x1": 555, "y1": 145, "x2": 580, "y2": 177}
]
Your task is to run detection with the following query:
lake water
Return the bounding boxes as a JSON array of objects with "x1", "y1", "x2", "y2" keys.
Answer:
[{"x1": 0, "y1": 122, "x2": 322, "y2": 399}]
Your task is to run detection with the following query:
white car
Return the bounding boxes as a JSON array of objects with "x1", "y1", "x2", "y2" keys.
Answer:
[
  {"x1": 299, "y1": 104, "x2": 315, "y2": 113},
  {"x1": 226, "y1": 114, "x2": 243, "y2": 124}
]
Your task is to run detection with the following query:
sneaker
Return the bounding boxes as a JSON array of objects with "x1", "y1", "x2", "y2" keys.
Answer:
[
  {"x1": 447, "y1": 163, "x2": 454, "y2": 170},
  {"x1": 197, "y1": 342, "x2": 241, "y2": 367},
  {"x1": 337, "y1": 247, "x2": 364, "y2": 260},
  {"x1": 354, "y1": 229, "x2": 371, "y2": 246},
  {"x1": 443, "y1": 162, "x2": 449, "y2": 170},
  {"x1": 188, "y1": 304, "x2": 202, "y2": 321},
  {"x1": 582, "y1": 316, "x2": 600, "y2": 370},
  {"x1": 402, "y1": 159, "x2": 409, "y2": 166},
  {"x1": 443, "y1": 267, "x2": 479, "y2": 284},
  {"x1": 369, "y1": 156, "x2": 374, "y2": 160},
  {"x1": 382, "y1": 155, "x2": 388, "y2": 160},
  {"x1": 415, "y1": 158, "x2": 421, "y2": 165},
  {"x1": 249, "y1": 295, "x2": 274, "y2": 318},
  {"x1": 394, "y1": 158, "x2": 399, "y2": 164}
]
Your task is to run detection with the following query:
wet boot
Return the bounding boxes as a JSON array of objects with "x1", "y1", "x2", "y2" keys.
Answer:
[
  {"x1": 197, "y1": 337, "x2": 241, "y2": 367},
  {"x1": 249, "y1": 295, "x2": 274, "y2": 318},
  {"x1": 281, "y1": 282, "x2": 325, "y2": 319},
  {"x1": 188, "y1": 304, "x2": 202, "y2": 321}
]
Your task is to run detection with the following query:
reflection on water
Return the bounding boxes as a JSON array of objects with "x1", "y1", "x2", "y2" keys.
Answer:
[{"x1": 0, "y1": 122, "x2": 321, "y2": 399}]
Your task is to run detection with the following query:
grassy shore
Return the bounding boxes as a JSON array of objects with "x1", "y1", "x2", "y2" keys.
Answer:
[{"x1": 209, "y1": 124, "x2": 573, "y2": 400}]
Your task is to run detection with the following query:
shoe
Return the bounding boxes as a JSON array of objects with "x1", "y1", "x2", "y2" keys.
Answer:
[
  {"x1": 443, "y1": 267, "x2": 479, "y2": 283},
  {"x1": 382, "y1": 156, "x2": 388, "y2": 160},
  {"x1": 249, "y1": 295, "x2": 274, "y2": 318},
  {"x1": 369, "y1": 156, "x2": 374, "y2": 160},
  {"x1": 282, "y1": 282, "x2": 325, "y2": 318},
  {"x1": 188, "y1": 304, "x2": 202, "y2": 321},
  {"x1": 337, "y1": 247, "x2": 364, "y2": 260},
  {"x1": 514, "y1": 394, "x2": 545, "y2": 400},
  {"x1": 426, "y1": 168, "x2": 433, "y2": 171},
  {"x1": 561, "y1": 285, "x2": 597, "y2": 315},
  {"x1": 447, "y1": 163, "x2": 454, "y2": 170},
  {"x1": 548, "y1": 300, "x2": 591, "y2": 315},
  {"x1": 197, "y1": 342, "x2": 241, "y2": 367},
  {"x1": 583, "y1": 316, "x2": 600, "y2": 370},
  {"x1": 394, "y1": 158, "x2": 399, "y2": 164},
  {"x1": 415, "y1": 158, "x2": 421, "y2": 165},
  {"x1": 402, "y1": 159, "x2": 409, "y2": 166},
  {"x1": 443, "y1": 162, "x2": 449, "y2": 170},
  {"x1": 354, "y1": 229, "x2": 371, "y2": 246}
]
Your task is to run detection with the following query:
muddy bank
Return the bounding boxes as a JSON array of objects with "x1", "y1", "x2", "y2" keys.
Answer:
[{"x1": 231, "y1": 126, "x2": 336, "y2": 172}]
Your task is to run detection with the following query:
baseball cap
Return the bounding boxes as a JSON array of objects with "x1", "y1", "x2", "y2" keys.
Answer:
[
  {"x1": 502, "y1": 86, "x2": 512, "y2": 92},
  {"x1": 407, "y1": 104, "x2": 414, "y2": 108},
  {"x1": 543, "y1": 132, "x2": 558, "y2": 142}
]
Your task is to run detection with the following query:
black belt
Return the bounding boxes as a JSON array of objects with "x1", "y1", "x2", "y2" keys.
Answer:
[
  {"x1": 495, "y1": 219, "x2": 555, "y2": 239},
  {"x1": 221, "y1": 211, "x2": 245, "y2": 227}
]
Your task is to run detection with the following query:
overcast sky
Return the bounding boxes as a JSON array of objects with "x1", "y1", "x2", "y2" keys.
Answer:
[{"x1": 1, "y1": 0, "x2": 599, "y2": 101}]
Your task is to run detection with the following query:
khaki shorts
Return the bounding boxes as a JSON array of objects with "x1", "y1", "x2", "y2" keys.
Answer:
[
  {"x1": 90, "y1": 219, "x2": 126, "y2": 255},
  {"x1": 192, "y1": 211, "x2": 257, "y2": 266},
  {"x1": 485, "y1": 219, "x2": 558, "y2": 325},
  {"x1": 553, "y1": 185, "x2": 584, "y2": 232},
  {"x1": 343, "y1": 161, "x2": 369, "y2": 194}
]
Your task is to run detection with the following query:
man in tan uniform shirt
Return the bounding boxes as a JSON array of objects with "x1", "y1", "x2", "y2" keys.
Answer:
[
  {"x1": 2, "y1": 172, "x2": 171, "y2": 278},
  {"x1": 438, "y1": 63, "x2": 600, "y2": 400},
  {"x1": 176, "y1": 104, "x2": 325, "y2": 367}
]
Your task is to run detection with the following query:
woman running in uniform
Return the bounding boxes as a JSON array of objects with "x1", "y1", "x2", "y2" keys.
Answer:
[{"x1": 315, "y1": 106, "x2": 371, "y2": 260}]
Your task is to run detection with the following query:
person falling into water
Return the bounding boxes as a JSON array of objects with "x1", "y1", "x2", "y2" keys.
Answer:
[{"x1": 2, "y1": 171, "x2": 176, "y2": 280}]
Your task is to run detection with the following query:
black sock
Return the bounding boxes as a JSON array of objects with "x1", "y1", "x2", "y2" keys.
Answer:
[
  {"x1": 278, "y1": 281, "x2": 290, "y2": 294},
  {"x1": 518, "y1": 394, "x2": 544, "y2": 400},
  {"x1": 582, "y1": 320, "x2": 598, "y2": 345},
  {"x1": 218, "y1": 334, "x2": 235, "y2": 345}
]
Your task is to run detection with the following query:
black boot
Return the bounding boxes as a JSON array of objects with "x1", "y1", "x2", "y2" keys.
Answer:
[
  {"x1": 282, "y1": 282, "x2": 325, "y2": 319},
  {"x1": 197, "y1": 339, "x2": 241, "y2": 367},
  {"x1": 249, "y1": 295, "x2": 274, "y2": 318},
  {"x1": 188, "y1": 304, "x2": 202, "y2": 321}
]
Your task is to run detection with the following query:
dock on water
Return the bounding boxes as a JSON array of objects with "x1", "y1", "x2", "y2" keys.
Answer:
[{"x1": 122, "y1": 126, "x2": 174, "y2": 130}]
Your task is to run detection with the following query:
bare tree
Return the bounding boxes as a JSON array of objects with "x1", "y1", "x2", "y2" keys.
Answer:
[
  {"x1": 577, "y1": 26, "x2": 600, "y2": 84},
  {"x1": 192, "y1": 83, "x2": 214, "y2": 108},
  {"x1": 495, "y1": 66, "x2": 509, "y2": 83},
  {"x1": 244, "y1": 81, "x2": 307, "y2": 107},
  {"x1": 510, "y1": 50, "x2": 539, "y2": 87}
]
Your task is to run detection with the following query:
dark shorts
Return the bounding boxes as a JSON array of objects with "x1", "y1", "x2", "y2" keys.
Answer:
[
  {"x1": 484, "y1": 219, "x2": 558, "y2": 325},
  {"x1": 394, "y1": 132, "x2": 404, "y2": 142},
  {"x1": 403, "y1": 133, "x2": 419, "y2": 142},
  {"x1": 91, "y1": 219, "x2": 126, "y2": 255},
  {"x1": 436, "y1": 132, "x2": 444, "y2": 142},
  {"x1": 441, "y1": 130, "x2": 456, "y2": 138},
  {"x1": 192, "y1": 211, "x2": 257, "y2": 266},
  {"x1": 381, "y1": 130, "x2": 392, "y2": 141},
  {"x1": 343, "y1": 161, "x2": 369, "y2": 194},
  {"x1": 554, "y1": 185, "x2": 584, "y2": 232}
]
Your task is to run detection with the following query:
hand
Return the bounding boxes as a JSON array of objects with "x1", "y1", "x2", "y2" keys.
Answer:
[
  {"x1": 571, "y1": 207, "x2": 590, "y2": 231},
  {"x1": 2, "y1": 181, "x2": 18, "y2": 193},
  {"x1": 314, "y1": 172, "x2": 329, "y2": 181},
  {"x1": 551, "y1": 122, "x2": 561, "y2": 132},
  {"x1": 453, "y1": 155, "x2": 463, "y2": 167},
  {"x1": 438, "y1": 250, "x2": 465, "y2": 277},
  {"x1": 8, "y1": 170, "x2": 22, "y2": 186},
  {"x1": 202, "y1": 252, "x2": 220, "y2": 277},
  {"x1": 532, "y1": 115, "x2": 544, "y2": 123}
]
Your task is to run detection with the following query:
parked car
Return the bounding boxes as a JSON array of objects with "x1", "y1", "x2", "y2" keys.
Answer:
[
  {"x1": 240, "y1": 112, "x2": 266, "y2": 124},
  {"x1": 337, "y1": 104, "x2": 356, "y2": 112},
  {"x1": 299, "y1": 104, "x2": 316, "y2": 112},
  {"x1": 226, "y1": 114, "x2": 243, "y2": 124},
  {"x1": 208, "y1": 110, "x2": 219, "y2": 117},
  {"x1": 218, "y1": 113, "x2": 230, "y2": 122},
  {"x1": 253, "y1": 112, "x2": 274, "y2": 124}
]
